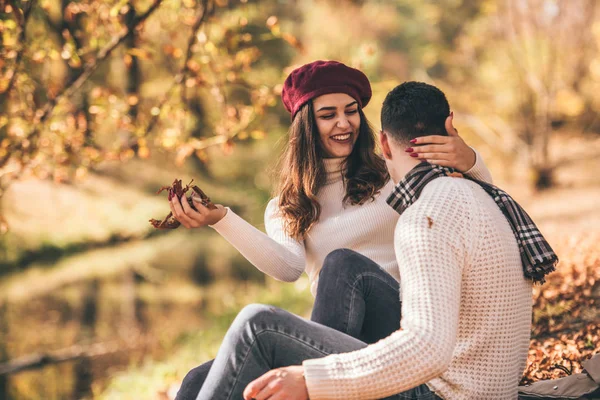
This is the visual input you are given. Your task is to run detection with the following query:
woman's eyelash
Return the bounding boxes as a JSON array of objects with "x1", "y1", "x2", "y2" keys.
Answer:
[{"x1": 320, "y1": 110, "x2": 357, "y2": 119}]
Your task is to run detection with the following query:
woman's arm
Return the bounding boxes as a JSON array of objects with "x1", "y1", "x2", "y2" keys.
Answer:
[
  {"x1": 462, "y1": 147, "x2": 493, "y2": 183},
  {"x1": 171, "y1": 195, "x2": 306, "y2": 282},
  {"x1": 210, "y1": 200, "x2": 306, "y2": 282},
  {"x1": 406, "y1": 113, "x2": 494, "y2": 184}
]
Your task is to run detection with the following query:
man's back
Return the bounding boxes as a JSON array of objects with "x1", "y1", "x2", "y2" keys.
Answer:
[{"x1": 395, "y1": 176, "x2": 532, "y2": 399}]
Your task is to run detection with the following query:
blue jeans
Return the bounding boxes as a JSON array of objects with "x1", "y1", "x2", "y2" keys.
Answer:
[
  {"x1": 196, "y1": 303, "x2": 438, "y2": 399},
  {"x1": 178, "y1": 250, "x2": 438, "y2": 399},
  {"x1": 310, "y1": 248, "x2": 402, "y2": 344}
]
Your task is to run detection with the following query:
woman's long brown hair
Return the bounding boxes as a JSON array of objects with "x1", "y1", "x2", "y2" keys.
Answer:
[{"x1": 275, "y1": 101, "x2": 389, "y2": 240}]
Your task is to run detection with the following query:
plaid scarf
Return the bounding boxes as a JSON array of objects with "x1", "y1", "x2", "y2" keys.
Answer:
[{"x1": 386, "y1": 162, "x2": 557, "y2": 284}]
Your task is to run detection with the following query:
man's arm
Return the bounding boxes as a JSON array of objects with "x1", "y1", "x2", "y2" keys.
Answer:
[{"x1": 301, "y1": 179, "x2": 474, "y2": 400}]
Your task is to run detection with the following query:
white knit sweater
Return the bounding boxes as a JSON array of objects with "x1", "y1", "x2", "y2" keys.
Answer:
[
  {"x1": 302, "y1": 177, "x2": 533, "y2": 400},
  {"x1": 210, "y1": 150, "x2": 492, "y2": 297}
]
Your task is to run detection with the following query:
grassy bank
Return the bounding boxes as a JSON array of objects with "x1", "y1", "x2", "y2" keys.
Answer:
[{"x1": 99, "y1": 278, "x2": 313, "y2": 400}]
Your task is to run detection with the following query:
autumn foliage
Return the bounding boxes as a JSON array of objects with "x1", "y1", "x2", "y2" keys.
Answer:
[
  {"x1": 149, "y1": 178, "x2": 216, "y2": 229},
  {"x1": 0, "y1": 0, "x2": 288, "y2": 196},
  {"x1": 521, "y1": 232, "x2": 600, "y2": 384}
]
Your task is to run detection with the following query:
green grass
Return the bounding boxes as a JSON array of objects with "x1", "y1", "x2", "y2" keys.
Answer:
[{"x1": 98, "y1": 277, "x2": 313, "y2": 400}]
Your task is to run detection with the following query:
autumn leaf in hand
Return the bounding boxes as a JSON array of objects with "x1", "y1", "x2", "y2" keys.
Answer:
[{"x1": 149, "y1": 178, "x2": 216, "y2": 229}]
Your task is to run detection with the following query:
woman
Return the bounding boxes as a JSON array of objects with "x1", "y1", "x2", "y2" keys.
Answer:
[{"x1": 172, "y1": 60, "x2": 492, "y2": 400}]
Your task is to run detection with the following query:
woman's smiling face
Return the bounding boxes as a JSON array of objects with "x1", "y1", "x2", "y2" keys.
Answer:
[{"x1": 312, "y1": 93, "x2": 361, "y2": 158}]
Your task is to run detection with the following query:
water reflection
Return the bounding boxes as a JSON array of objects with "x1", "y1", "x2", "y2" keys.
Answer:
[{"x1": 1, "y1": 272, "x2": 206, "y2": 400}]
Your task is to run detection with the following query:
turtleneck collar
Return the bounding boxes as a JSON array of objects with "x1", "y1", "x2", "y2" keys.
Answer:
[{"x1": 323, "y1": 157, "x2": 345, "y2": 184}]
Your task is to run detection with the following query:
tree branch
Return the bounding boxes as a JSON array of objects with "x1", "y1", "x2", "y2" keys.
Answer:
[
  {"x1": 60, "y1": 0, "x2": 83, "y2": 51},
  {"x1": 39, "y1": 8, "x2": 61, "y2": 37},
  {"x1": 143, "y1": 0, "x2": 212, "y2": 137},
  {"x1": 32, "y1": 0, "x2": 165, "y2": 127},
  {"x1": 0, "y1": 0, "x2": 37, "y2": 104},
  {"x1": 0, "y1": 0, "x2": 165, "y2": 170},
  {"x1": 0, "y1": 341, "x2": 136, "y2": 376}
]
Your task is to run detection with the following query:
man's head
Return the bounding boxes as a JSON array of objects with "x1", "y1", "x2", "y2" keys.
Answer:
[
  {"x1": 381, "y1": 81, "x2": 450, "y2": 145},
  {"x1": 379, "y1": 81, "x2": 451, "y2": 182}
]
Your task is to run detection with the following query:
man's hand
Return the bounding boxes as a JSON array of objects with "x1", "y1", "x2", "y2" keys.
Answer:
[
  {"x1": 406, "y1": 112, "x2": 477, "y2": 172},
  {"x1": 243, "y1": 366, "x2": 308, "y2": 400}
]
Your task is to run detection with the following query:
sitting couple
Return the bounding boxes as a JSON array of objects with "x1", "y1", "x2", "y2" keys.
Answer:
[{"x1": 171, "y1": 61, "x2": 557, "y2": 399}]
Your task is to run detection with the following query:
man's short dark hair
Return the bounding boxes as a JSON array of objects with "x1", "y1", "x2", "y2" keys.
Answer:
[{"x1": 381, "y1": 81, "x2": 450, "y2": 144}]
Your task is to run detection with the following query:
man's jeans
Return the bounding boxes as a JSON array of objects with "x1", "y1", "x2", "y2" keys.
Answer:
[{"x1": 178, "y1": 249, "x2": 439, "y2": 399}]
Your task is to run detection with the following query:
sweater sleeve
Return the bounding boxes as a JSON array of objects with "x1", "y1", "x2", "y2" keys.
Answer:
[
  {"x1": 302, "y1": 179, "x2": 473, "y2": 400},
  {"x1": 209, "y1": 199, "x2": 306, "y2": 282},
  {"x1": 464, "y1": 147, "x2": 493, "y2": 184}
]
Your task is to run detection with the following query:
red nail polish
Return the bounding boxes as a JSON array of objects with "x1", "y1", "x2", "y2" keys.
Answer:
[
  {"x1": 405, "y1": 147, "x2": 413, "y2": 152},
  {"x1": 410, "y1": 153, "x2": 418, "y2": 158},
  {"x1": 450, "y1": 111, "x2": 454, "y2": 117},
  {"x1": 410, "y1": 139, "x2": 417, "y2": 144}
]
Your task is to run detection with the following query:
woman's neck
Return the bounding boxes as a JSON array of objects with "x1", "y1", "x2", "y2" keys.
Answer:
[{"x1": 323, "y1": 157, "x2": 345, "y2": 184}]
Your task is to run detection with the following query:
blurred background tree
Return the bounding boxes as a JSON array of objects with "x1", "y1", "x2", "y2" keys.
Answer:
[
  {"x1": 0, "y1": 0, "x2": 599, "y2": 399},
  {"x1": 0, "y1": 0, "x2": 290, "y2": 200},
  {"x1": 448, "y1": 0, "x2": 600, "y2": 189}
]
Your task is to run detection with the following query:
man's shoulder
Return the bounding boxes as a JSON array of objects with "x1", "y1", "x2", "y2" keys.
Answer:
[
  {"x1": 395, "y1": 177, "x2": 480, "y2": 233},
  {"x1": 419, "y1": 176, "x2": 479, "y2": 208},
  {"x1": 394, "y1": 177, "x2": 485, "y2": 255}
]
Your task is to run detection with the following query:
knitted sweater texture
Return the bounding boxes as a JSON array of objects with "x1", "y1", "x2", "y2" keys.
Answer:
[
  {"x1": 210, "y1": 151, "x2": 492, "y2": 297},
  {"x1": 302, "y1": 177, "x2": 533, "y2": 399}
]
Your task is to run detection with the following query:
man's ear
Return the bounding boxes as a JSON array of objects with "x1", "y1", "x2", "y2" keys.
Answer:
[{"x1": 379, "y1": 130, "x2": 393, "y2": 160}]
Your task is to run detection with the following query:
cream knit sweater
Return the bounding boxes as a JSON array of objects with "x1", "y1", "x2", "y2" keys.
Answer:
[
  {"x1": 210, "y1": 150, "x2": 492, "y2": 297},
  {"x1": 302, "y1": 177, "x2": 533, "y2": 400}
]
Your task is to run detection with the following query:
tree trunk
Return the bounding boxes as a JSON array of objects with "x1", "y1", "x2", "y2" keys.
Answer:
[
  {"x1": 533, "y1": 99, "x2": 554, "y2": 191},
  {"x1": 61, "y1": 0, "x2": 94, "y2": 152},
  {"x1": 0, "y1": 302, "x2": 10, "y2": 400},
  {"x1": 72, "y1": 280, "x2": 98, "y2": 400},
  {"x1": 533, "y1": 165, "x2": 554, "y2": 190},
  {"x1": 122, "y1": 268, "x2": 147, "y2": 333},
  {"x1": 125, "y1": 2, "x2": 140, "y2": 123}
]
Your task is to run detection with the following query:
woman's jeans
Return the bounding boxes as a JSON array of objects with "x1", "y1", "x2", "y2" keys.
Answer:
[
  {"x1": 196, "y1": 304, "x2": 438, "y2": 399},
  {"x1": 310, "y1": 248, "x2": 401, "y2": 344},
  {"x1": 176, "y1": 249, "x2": 436, "y2": 399}
]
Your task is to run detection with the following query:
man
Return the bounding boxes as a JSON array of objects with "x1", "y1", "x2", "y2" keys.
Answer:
[{"x1": 195, "y1": 82, "x2": 555, "y2": 400}]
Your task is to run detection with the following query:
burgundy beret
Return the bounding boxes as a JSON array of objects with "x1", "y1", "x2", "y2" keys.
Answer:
[{"x1": 282, "y1": 60, "x2": 372, "y2": 118}]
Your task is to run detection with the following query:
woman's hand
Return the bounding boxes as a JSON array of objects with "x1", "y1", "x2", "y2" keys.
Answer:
[
  {"x1": 406, "y1": 113, "x2": 476, "y2": 172},
  {"x1": 169, "y1": 194, "x2": 227, "y2": 228}
]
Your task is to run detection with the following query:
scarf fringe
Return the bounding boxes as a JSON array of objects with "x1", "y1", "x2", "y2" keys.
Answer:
[{"x1": 529, "y1": 256, "x2": 559, "y2": 285}]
